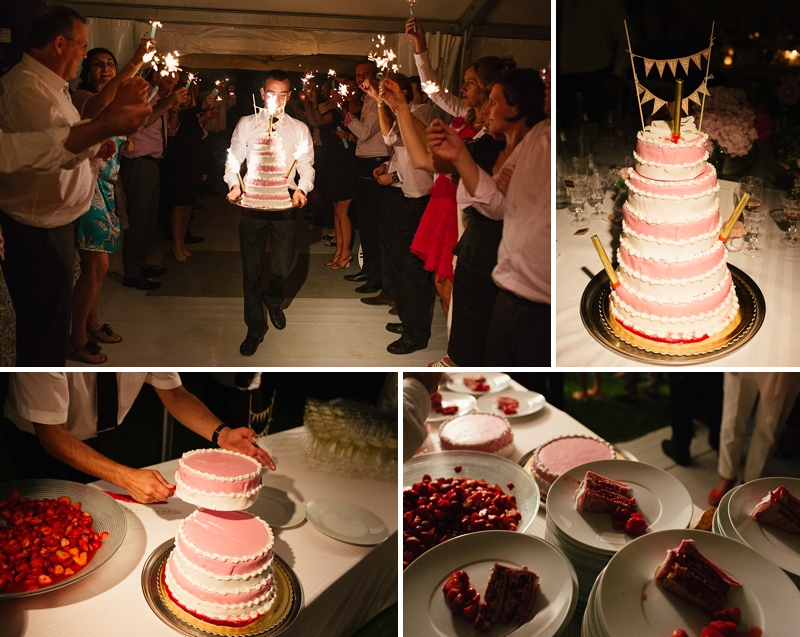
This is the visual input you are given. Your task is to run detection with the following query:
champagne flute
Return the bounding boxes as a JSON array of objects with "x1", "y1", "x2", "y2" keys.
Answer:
[
  {"x1": 569, "y1": 184, "x2": 590, "y2": 227},
  {"x1": 737, "y1": 176, "x2": 764, "y2": 212},
  {"x1": 743, "y1": 209, "x2": 767, "y2": 258},
  {"x1": 588, "y1": 174, "x2": 606, "y2": 219},
  {"x1": 780, "y1": 193, "x2": 800, "y2": 248}
]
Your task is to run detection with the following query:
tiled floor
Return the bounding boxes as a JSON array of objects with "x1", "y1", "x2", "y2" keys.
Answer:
[{"x1": 69, "y1": 195, "x2": 448, "y2": 366}]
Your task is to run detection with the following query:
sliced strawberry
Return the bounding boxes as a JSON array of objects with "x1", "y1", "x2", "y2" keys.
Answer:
[
  {"x1": 671, "y1": 630, "x2": 689, "y2": 637},
  {"x1": 625, "y1": 517, "x2": 648, "y2": 536}
]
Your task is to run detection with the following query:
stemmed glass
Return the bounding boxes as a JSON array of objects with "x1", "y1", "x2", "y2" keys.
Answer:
[
  {"x1": 588, "y1": 174, "x2": 606, "y2": 219},
  {"x1": 780, "y1": 193, "x2": 800, "y2": 248},
  {"x1": 736, "y1": 176, "x2": 764, "y2": 212},
  {"x1": 569, "y1": 185, "x2": 590, "y2": 227},
  {"x1": 743, "y1": 209, "x2": 767, "y2": 258}
]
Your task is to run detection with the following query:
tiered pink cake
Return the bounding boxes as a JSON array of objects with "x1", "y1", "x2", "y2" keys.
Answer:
[
  {"x1": 242, "y1": 133, "x2": 293, "y2": 209},
  {"x1": 164, "y1": 509, "x2": 276, "y2": 626},
  {"x1": 167, "y1": 449, "x2": 274, "y2": 627},
  {"x1": 175, "y1": 448, "x2": 263, "y2": 511},
  {"x1": 439, "y1": 413, "x2": 513, "y2": 457},
  {"x1": 530, "y1": 435, "x2": 615, "y2": 499},
  {"x1": 611, "y1": 116, "x2": 738, "y2": 343}
]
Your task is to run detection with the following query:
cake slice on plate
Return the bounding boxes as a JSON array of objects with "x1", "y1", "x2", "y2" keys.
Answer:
[
  {"x1": 655, "y1": 539, "x2": 741, "y2": 613},
  {"x1": 751, "y1": 485, "x2": 800, "y2": 534},
  {"x1": 576, "y1": 471, "x2": 636, "y2": 513},
  {"x1": 473, "y1": 562, "x2": 538, "y2": 631}
]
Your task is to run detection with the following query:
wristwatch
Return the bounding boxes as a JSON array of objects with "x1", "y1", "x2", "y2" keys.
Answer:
[
  {"x1": 391, "y1": 172, "x2": 400, "y2": 184},
  {"x1": 211, "y1": 423, "x2": 229, "y2": 447}
]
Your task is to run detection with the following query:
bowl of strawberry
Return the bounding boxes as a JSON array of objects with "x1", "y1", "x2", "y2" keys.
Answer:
[{"x1": 0, "y1": 479, "x2": 127, "y2": 597}]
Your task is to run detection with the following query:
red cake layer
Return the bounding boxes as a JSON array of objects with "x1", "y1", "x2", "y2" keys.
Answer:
[
  {"x1": 577, "y1": 471, "x2": 636, "y2": 513},
  {"x1": 473, "y1": 562, "x2": 538, "y2": 631},
  {"x1": 752, "y1": 485, "x2": 800, "y2": 534}
]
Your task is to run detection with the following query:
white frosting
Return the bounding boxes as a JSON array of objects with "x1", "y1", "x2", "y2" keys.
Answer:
[
  {"x1": 622, "y1": 218, "x2": 722, "y2": 261},
  {"x1": 617, "y1": 258, "x2": 729, "y2": 303},
  {"x1": 638, "y1": 117, "x2": 704, "y2": 145},
  {"x1": 173, "y1": 541, "x2": 273, "y2": 588},
  {"x1": 624, "y1": 200, "x2": 719, "y2": 226},
  {"x1": 626, "y1": 181, "x2": 719, "y2": 219},
  {"x1": 620, "y1": 235, "x2": 723, "y2": 265},
  {"x1": 633, "y1": 150, "x2": 708, "y2": 180},
  {"x1": 618, "y1": 269, "x2": 732, "y2": 306},
  {"x1": 177, "y1": 509, "x2": 274, "y2": 563}
]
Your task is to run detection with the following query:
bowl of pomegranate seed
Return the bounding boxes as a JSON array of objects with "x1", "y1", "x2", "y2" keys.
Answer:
[{"x1": 0, "y1": 479, "x2": 127, "y2": 597}]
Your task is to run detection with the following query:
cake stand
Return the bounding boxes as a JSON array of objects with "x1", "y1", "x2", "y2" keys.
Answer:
[
  {"x1": 579, "y1": 264, "x2": 765, "y2": 365},
  {"x1": 230, "y1": 198, "x2": 297, "y2": 211},
  {"x1": 142, "y1": 539, "x2": 302, "y2": 637}
]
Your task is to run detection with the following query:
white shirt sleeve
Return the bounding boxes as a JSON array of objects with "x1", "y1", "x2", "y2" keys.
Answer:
[
  {"x1": 144, "y1": 373, "x2": 183, "y2": 390},
  {"x1": 457, "y1": 167, "x2": 506, "y2": 220},
  {"x1": 346, "y1": 99, "x2": 381, "y2": 141},
  {"x1": 0, "y1": 127, "x2": 95, "y2": 173},
  {"x1": 413, "y1": 50, "x2": 471, "y2": 119},
  {"x1": 294, "y1": 124, "x2": 315, "y2": 195},
  {"x1": 8, "y1": 373, "x2": 70, "y2": 425},
  {"x1": 403, "y1": 378, "x2": 431, "y2": 462}
]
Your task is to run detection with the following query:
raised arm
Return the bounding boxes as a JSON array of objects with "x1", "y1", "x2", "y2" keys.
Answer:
[
  {"x1": 82, "y1": 38, "x2": 154, "y2": 119},
  {"x1": 381, "y1": 78, "x2": 435, "y2": 172}
]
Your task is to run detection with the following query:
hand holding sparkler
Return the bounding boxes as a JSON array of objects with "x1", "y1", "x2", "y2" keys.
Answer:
[
  {"x1": 185, "y1": 72, "x2": 196, "y2": 90},
  {"x1": 149, "y1": 21, "x2": 162, "y2": 40},
  {"x1": 131, "y1": 38, "x2": 155, "y2": 70},
  {"x1": 380, "y1": 76, "x2": 404, "y2": 110},
  {"x1": 405, "y1": 16, "x2": 427, "y2": 53}
]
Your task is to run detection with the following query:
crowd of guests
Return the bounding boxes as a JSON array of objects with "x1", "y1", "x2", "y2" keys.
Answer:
[{"x1": 0, "y1": 5, "x2": 550, "y2": 365}]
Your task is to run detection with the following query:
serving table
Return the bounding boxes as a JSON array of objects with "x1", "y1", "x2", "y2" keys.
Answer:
[
  {"x1": 0, "y1": 427, "x2": 397, "y2": 637},
  {"x1": 557, "y1": 179, "x2": 800, "y2": 366}
]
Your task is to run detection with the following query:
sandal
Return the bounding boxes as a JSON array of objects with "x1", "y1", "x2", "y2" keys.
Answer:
[
  {"x1": 90, "y1": 323, "x2": 123, "y2": 344},
  {"x1": 330, "y1": 255, "x2": 353, "y2": 270},
  {"x1": 325, "y1": 240, "x2": 337, "y2": 247},
  {"x1": 68, "y1": 340, "x2": 108, "y2": 365},
  {"x1": 428, "y1": 355, "x2": 457, "y2": 367}
]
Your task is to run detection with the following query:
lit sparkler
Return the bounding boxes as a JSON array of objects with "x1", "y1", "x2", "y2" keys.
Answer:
[
  {"x1": 148, "y1": 51, "x2": 181, "y2": 101},
  {"x1": 284, "y1": 139, "x2": 310, "y2": 178},
  {"x1": 226, "y1": 149, "x2": 245, "y2": 195},
  {"x1": 408, "y1": 0, "x2": 417, "y2": 33},
  {"x1": 149, "y1": 21, "x2": 162, "y2": 40},
  {"x1": 337, "y1": 83, "x2": 349, "y2": 99},
  {"x1": 421, "y1": 80, "x2": 439, "y2": 96},
  {"x1": 212, "y1": 80, "x2": 221, "y2": 97},
  {"x1": 369, "y1": 35, "x2": 400, "y2": 77},
  {"x1": 265, "y1": 92, "x2": 279, "y2": 135},
  {"x1": 185, "y1": 72, "x2": 196, "y2": 90}
]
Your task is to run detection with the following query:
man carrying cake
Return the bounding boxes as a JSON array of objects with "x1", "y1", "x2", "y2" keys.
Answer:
[{"x1": 224, "y1": 70, "x2": 315, "y2": 357}]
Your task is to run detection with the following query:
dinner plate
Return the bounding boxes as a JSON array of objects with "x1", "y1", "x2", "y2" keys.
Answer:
[
  {"x1": 403, "y1": 530, "x2": 578, "y2": 637},
  {"x1": 547, "y1": 460, "x2": 693, "y2": 554},
  {"x1": 0, "y1": 479, "x2": 127, "y2": 598},
  {"x1": 248, "y1": 487, "x2": 306, "y2": 529},
  {"x1": 715, "y1": 486, "x2": 742, "y2": 542},
  {"x1": 403, "y1": 451, "x2": 540, "y2": 536},
  {"x1": 596, "y1": 529, "x2": 800, "y2": 636},
  {"x1": 304, "y1": 499, "x2": 388, "y2": 546},
  {"x1": 446, "y1": 372, "x2": 511, "y2": 395},
  {"x1": 728, "y1": 477, "x2": 800, "y2": 576},
  {"x1": 427, "y1": 391, "x2": 478, "y2": 423},
  {"x1": 476, "y1": 390, "x2": 546, "y2": 419}
]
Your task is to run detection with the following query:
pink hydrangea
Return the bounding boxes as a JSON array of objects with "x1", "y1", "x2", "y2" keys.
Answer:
[
  {"x1": 778, "y1": 76, "x2": 800, "y2": 106},
  {"x1": 693, "y1": 86, "x2": 758, "y2": 157}
]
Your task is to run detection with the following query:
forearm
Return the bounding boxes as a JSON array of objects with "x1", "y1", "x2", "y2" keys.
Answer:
[
  {"x1": 34, "y1": 424, "x2": 132, "y2": 487},
  {"x1": 396, "y1": 105, "x2": 434, "y2": 171},
  {"x1": 63, "y1": 119, "x2": 115, "y2": 154},
  {"x1": 453, "y1": 152, "x2": 481, "y2": 195},
  {"x1": 156, "y1": 385, "x2": 222, "y2": 441},
  {"x1": 83, "y1": 61, "x2": 142, "y2": 119},
  {"x1": 302, "y1": 101, "x2": 322, "y2": 126},
  {"x1": 377, "y1": 104, "x2": 395, "y2": 137}
]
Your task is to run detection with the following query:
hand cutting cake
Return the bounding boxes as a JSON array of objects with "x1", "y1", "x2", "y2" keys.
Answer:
[
  {"x1": 175, "y1": 448, "x2": 263, "y2": 511},
  {"x1": 750, "y1": 485, "x2": 800, "y2": 534}
]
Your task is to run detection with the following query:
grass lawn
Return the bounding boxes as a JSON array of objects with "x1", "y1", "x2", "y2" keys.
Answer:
[{"x1": 561, "y1": 373, "x2": 672, "y2": 444}]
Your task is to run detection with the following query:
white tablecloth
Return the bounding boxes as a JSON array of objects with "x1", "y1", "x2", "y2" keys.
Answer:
[
  {"x1": 556, "y1": 179, "x2": 800, "y2": 366},
  {"x1": 1, "y1": 427, "x2": 398, "y2": 637}
]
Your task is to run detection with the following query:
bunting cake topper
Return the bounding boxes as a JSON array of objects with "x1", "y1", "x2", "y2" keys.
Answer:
[{"x1": 624, "y1": 20, "x2": 716, "y2": 133}]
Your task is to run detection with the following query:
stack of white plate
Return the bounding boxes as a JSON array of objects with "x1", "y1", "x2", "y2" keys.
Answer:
[
  {"x1": 712, "y1": 476, "x2": 800, "y2": 588},
  {"x1": 581, "y1": 529, "x2": 800, "y2": 636},
  {"x1": 545, "y1": 459, "x2": 693, "y2": 615}
]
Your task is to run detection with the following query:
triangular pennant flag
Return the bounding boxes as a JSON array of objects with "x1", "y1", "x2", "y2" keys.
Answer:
[
  {"x1": 668, "y1": 59, "x2": 678, "y2": 76},
  {"x1": 656, "y1": 60, "x2": 667, "y2": 77},
  {"x1": 644, "y1": 59, "x2": 655, "y2": 76},
  {"x1": 652, "y1": 97, "x2": 666, "y2": 115},
  {"x1": 640, "y1": 89, "x2": 655, "y2": 104},
  {"x1": 702, "y1": 48, "x2": 710, "y2": 58},
  {"x1": 666, "y1": 101, "x2": 675, "y2": 118},
  {"x1": 680, "y1": 57, "x2": 691, "y2": 74},
  {"x1": 636, "y1": 81, "x2": 646, "y2": 95},
  {"x1": 688, "y1": 88, "x2": 702, "y2": 105},
  {"x1": 697, "y1": 81, "x2": 711, "y2": 96},
  {"x1": 682, "y1": 97, "x2": 690, "y2": 115},
  {"x1": 691, "y1": 53, "x2": 702, "y2": 69}
]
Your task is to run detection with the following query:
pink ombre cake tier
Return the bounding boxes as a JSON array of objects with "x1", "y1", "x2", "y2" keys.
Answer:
[
  {"x1": 175, "y1": 448, "x2": 263, "y2": 511},
  {"x1": 439, "y1": 412, "x2": 513, "y2": 457},
  {"x1": 623, "y1": 202, "x2": 720, "y2": 243},
  {"x1": 531, "y1": 436, "x2": 615, "y2": 499}
]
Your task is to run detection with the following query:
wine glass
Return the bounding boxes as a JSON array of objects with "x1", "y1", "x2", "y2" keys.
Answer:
[
  {"x1": 571, "y1": 156, "x2": 589, "y2": 180},
  {"x1": 588, "y1": 174, "x2": 606, "y2": 219},
  {"x1": 737, "y1": 176, "x2": 764, "y2": 212},
  {"x1": 569, "y1": 185, "x2": 590, "y2": 227},
  {"x1": 743, "y1": 209, "x2": 767, "y2": 258},
  {"x1": 780, "y1": 193, "x2": 800, "y2": 248}
]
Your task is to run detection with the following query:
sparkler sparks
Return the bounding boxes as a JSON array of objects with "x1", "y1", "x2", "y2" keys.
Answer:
[
  {"x1": 284, "y1": 139, "x2": 310, "y2": 178},
  {"x1": 149, "y1": 21, "x2": 162, "y2": 40},
  {"x1": 185, "y1": 72, "x2": 196, "y2": 90},
  {"x1": 369, "y1": 35, "x2": 400, "y2": 77},
  {"x1": 337, "y1": 83, "x2": 349, "y2": 99},
  {"x1": 421, "y1": 80, "x2": 439, "y2": 96}
]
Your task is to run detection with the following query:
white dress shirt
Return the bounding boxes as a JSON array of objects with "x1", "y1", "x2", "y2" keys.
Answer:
[
  {"x1": 0, "y1": 54, "x2": 95, "y2": 227},
  {"x1": 457, "y1": 120, "x2": 551, "y2": 305},
  {"x1": 224, "y1": 110, "x2": 315, "y2": 196},
  {"x1": 383, "y1": 102, "x2": 436, "y2": 199},
  {"x1": 414, "y1": 50, "x2": 471, "y2": 119},
  {"x1": 403, "y1": 377, "x2": 431, "y2": 462},
  {"x1": 346, "y1": 95, "x2": 390, "y2": 158},
  {"x1": 5, "y1": 372, "x2": 182, "y2": 441},
  {"x1": 0, "y1": 126, "x2": 96, "y2": 173}
]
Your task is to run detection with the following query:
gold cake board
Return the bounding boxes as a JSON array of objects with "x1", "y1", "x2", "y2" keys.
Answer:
[
  {"x1": 142, "y1": 539, "x2": 302, "y2": 637},
  {"x1": 579, "y1": 264, "x2": 765, "y2": 365}
]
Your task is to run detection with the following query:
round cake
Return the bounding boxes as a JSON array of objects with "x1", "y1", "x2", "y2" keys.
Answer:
[
  {"x1": 164, "y1": 509, "x2": 276, "y2": 627},
  {"x1": 611, "y1": 116, "x2": 739, "y2": 344},
  {"x1": 530, "y1": 435, "x2": 615, "y2": 499},
  {"x1": 242, "y1": 132, "x2": 293, "y2": 209},
  {"x1": 439, "y1": 413, "x2": 513, "y2": 457},
  {"x1": 175, "y1": 448, "x2": 263, "y2": 511}
]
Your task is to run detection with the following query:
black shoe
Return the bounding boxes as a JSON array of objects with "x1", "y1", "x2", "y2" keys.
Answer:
[
  {"x1": 387, "y1": 336, "x2": 426, "y2": 355},
  {"x1": 386, "y1": 322, "x2": 404, "y2": 334},
  {"x1": 185, "y1": 232, "x2": 204, "y2": 244},
  {"x1": 239, "y1": 331, "x2": 264, "y2": 356},
  {"x1": 388, "y1": 305, "x2": 398, "y2": 315},
  {"x1": 142, "y1": 265, "x2": 167, "y2": 278},
  {"x1": 355, "y1": 282, "x2": 381, "y2": 294},
  {"x1": 268, "y1": 307, "x2": 286, "y2": 330},
  {"x1": 344, "y1": 271, "x2": 368, "y2": 282},
  {"x1": 661, "y1": 439, "x2": 692, "y2": 467},
  {"x1": 361, "y1": 294, "x2": 394, "y2": 307},
  {"x1": 123, "y1": 276, "x2": 161, "y2": 290}
]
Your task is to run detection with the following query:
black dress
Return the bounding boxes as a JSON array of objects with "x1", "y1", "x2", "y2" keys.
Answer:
[
  {"x1": 164, "y1": 105, "x2": 208, "y2": 207},
  {"x1": 324, "y1": 107, "x2": 359, "y2": 203}
]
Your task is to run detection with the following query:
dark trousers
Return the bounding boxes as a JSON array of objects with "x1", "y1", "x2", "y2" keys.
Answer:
[
  {"x1": 238, "y1": 212, "x2": 298, "y2": 336},
  {"x1": 120, "y1": 156, "x2": 161, "y2": 279},
  {"x1": 669, "y1": 373, "x2": 724, "y2": 451},
  {"x1": 393, "y1": 194, "x2": 434, "y2": 346},
  {"x1": 0, "y1": 210, "x2": 74, "y2": 366},
  {"x1": 354, "y1": 156, "x2": 389, "y2": 286},
  {"x1": 448, "y1": 265, "x2": 500, "y2": 366},
  {"x1": 484, "y1": 288, "x2": 551, "y2": 366},
  {"x1": 378, "y1": 187, "x2": 405, "y2": 303}
]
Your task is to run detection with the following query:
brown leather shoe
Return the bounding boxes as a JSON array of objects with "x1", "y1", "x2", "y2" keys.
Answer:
[{"x1": 360, "y1": 294, "x2": 393, "y2": 307}]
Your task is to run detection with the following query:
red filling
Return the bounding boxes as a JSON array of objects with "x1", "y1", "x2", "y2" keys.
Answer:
[
  {"x1": 616, "y1": 317, "x2": 709, "y2": 343},
  {"x1": 162, "y1": 569, "x2": 262, "y2": 627}
]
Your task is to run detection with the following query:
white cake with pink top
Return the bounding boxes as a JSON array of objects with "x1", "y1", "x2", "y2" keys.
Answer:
[
  {"x1": 611, "y1": 116, "x2": 738, "y2": 344},
  {"x1": 175, "y1": 448, "x2": 263, "y2": 511},
  {"x1": 439, "y1": 412, "x2": 513, "y2": 457},
  {"x1": 530, "y1": 435, "x2": 615, "y2": 499},
  {"x1": 242, "y1": 134, "x2": 293, "y2": 209},
  {"x1": 163, "y1": 509, "x2": 276, "y2": 627}
]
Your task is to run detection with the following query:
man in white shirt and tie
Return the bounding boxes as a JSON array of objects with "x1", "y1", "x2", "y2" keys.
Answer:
[{"x1": 225, "y1": 70, "x2": 315, "y2": 356}]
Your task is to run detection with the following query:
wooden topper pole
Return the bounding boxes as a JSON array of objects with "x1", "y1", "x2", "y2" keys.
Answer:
[
  {"x1": 624, "y1": 20, "x2": 646, "y2": 132},
  {"x1": 698, "y1": 21, "x2": 715, "y2": 132}
]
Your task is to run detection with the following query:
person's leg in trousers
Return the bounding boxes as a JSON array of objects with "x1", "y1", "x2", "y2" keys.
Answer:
[
  {"x1": 263, "y1": 218, "x2": 298, "y2": 311},
  {"x1": 399, "y1": 195, "x2": 434, "y2": 346},
  {"x1": 484, "y1": 290, "x2": 550, "y2": 366},
  {"x1": 121, "y1": 158, "x2": 159, "y2": 279},
  {"x1": 383, "y1": 188, "x2": 407, "y2": 310},
  {"x1": 377, "y1": 187, "x2": 397, "y2": 303},
  {"x1": 238, "y1": 214, "x2": 271, "y2": 336}
]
